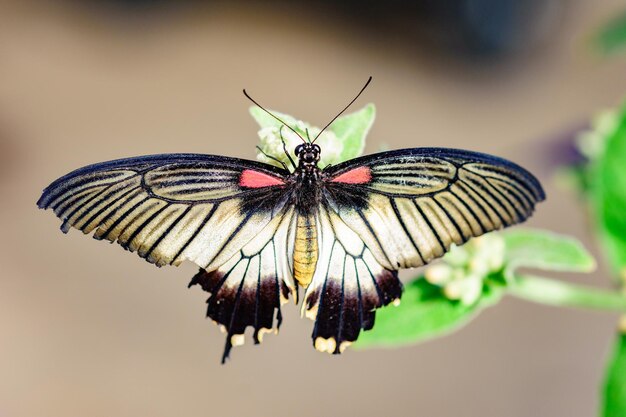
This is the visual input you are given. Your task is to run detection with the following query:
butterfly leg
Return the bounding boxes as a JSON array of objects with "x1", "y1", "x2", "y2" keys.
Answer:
[{"x1": 256, "y1": 146, "x2": 289, "y2": 171}]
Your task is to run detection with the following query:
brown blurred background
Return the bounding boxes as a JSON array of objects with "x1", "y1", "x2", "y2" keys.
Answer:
[{"x1": 2, "y1": 1, "x2": 626, "y2": 416}]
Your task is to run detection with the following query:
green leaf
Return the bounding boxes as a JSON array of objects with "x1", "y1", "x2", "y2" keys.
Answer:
[
  {"x1": 249, "y1": 107, "x2": 299, "y2": 131},
  {"x1": 591, "y1": 103, "x2": 626, "y2": 281},
  {"x1": 354, "y1": 278, "x2": 501, "y2": 349},
  {"x1": 249, "y1": 105, "x2": 373, "y2": 168},
  {"x1": 328, "y1": 103, "x2": 375, "y2": 163},
  {"x1": 595, "y1": 11, "x2": 626, "y2": 55},
  {"x1": 503, "y1": 229, "x2": 596, "y2": 279},
  {"x1": 603, "y1": 331, "x2": 626, "y2": 417},
  {"x1": 502, "y1": 231, "x2": 626, "y2": 312},
  {"x1": 509, "y1": 274, "x2": 626, "y2": 312}
]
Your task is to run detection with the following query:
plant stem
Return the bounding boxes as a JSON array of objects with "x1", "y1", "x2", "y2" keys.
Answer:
[{"x1": 510, "y1": 274, "x2": 626, "y2": 312}]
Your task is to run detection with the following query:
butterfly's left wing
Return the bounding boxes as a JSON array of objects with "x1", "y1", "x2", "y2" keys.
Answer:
[
  {"x1": 322, "y1": 147, "x2": 545, "y2": 270},
  {"x1": 302, "y1": 147, "x2": 544, "y2": 352}
]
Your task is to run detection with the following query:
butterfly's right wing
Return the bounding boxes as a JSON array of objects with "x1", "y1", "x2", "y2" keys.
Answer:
[
  {"x1": 37, "y1": 153, "x2": 291, "y2": 271},
  {"x1": 38, "y1": 153, "x2": 299, "y2": 362}
]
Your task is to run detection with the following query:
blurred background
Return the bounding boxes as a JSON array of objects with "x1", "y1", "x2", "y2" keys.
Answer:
[{"x1": 2, "y1": 1, "x2": 626, "y2": 416}]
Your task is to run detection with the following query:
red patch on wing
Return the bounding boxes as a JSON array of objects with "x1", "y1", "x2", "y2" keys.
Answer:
[
  {"x1": 240, "y1": 169, "x2": 285, "y2": 188},
  {"x1": 331, "y1": 166, "x2": 372, "y2": 184}
]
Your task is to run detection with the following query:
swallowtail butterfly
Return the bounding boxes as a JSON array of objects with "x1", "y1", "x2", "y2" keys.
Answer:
[{"x1": 37, "y1": 78, "x2": 544, "y2": 362}]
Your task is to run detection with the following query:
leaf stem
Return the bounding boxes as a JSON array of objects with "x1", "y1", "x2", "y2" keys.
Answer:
[{"x1": 510, "y1": 274, "x2": 626, "y2": 312}]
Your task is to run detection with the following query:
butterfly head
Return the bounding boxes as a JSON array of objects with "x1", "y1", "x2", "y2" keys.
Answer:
[{"x1": 295, "y1": 143, "x2": 321, "y2": 167}]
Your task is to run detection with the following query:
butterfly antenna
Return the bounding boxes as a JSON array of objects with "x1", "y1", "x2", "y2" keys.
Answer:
[
  {"x1": 312, "y1": 76, "x2": 372, "y2": 143},
  {"x1": 243, "y1": 89, "x2": 307, "y2": 144}
]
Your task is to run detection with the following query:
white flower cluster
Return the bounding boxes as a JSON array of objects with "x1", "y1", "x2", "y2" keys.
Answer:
[
  {"x1": 576, "y1": 109, "x2": 619, "y2": 160},
  {"x1": 424, "y1": 234, "x2": 506, "y2": 306}
]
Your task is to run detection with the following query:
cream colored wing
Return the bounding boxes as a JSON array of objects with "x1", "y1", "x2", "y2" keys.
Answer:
[
  {"x1": 301, "y1": 205, "x2": 402, "y2": 354},
  {"x1": 38, "y1": 153, "x2": 290, "y2": 270},
  {"x1": 323, "y1": 147, "x2": 545, "y2": 270},
  {"x1": 188, "y1": 208, "x2": 297, "y2": 362}
]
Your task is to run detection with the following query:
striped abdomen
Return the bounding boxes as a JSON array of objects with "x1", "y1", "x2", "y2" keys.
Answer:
[{"x1": 293, "y1": 214, "x2": 318, "y2": 287}]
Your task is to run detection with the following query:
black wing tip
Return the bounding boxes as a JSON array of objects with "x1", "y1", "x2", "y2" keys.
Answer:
[
  {"x1": 519, "y1": 169, "x2": 546, "y2": 206},
  {"x1": 36, "y1": 195, "x2": 47, "y2": 209},
  {"x1": 533, "y1": 173, "x2": 547, "y2": 201},
  {"x1": 37, "y1": 188, "x2": 70, "y2": 232},
  {"x1": 37, "y1": 176, "x2": 78, "y2": 211},
  {"x1": 37, "y1": 186, "x2": 54, "y2": 209},
  {"x1": 535, "y1": 183, "x2": 547, "y2": 202},
  {"x1": 221, "y1": 343, "x2": 232, "y2": 364}
]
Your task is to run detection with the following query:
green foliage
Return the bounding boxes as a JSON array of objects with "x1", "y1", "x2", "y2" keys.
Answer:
[
  {"x1": 504, "y1": 229, "x2": 596, "y2": 278},
  {"x1": 579, "y1": 102, "x2": 626, "y2": 417},
  {"x1": 588, "y1": 103, "x2": 626, "y2": 280},
  {"x1": 323, "y1": 104, "x2": 374, "y2": 163},
  {"x1": 249, "y1": 107, "x2": 300, "y2": 135},
  {"x1": 595, "y1": 11, "x2": 626, "y2": 55},
  {"x1": 357, "y1": 230, "x2": 597, "y2": 349},
  {"x1": 557, "y1": 100, "x2": 626, "y2": 417},
  {"x1": 354, "y1": 278, "x2": 501, "y2": 349},
  {"x1": 603, "y1": 331, "x2": 626, "y2": 417},
  {"x1": 250, "y1": 104, "x2": 375, "y2": 169}
]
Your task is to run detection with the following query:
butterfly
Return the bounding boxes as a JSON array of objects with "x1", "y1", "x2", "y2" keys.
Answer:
[{"x1": 37, "y1": 78, "x2": 545, "y2": 362}]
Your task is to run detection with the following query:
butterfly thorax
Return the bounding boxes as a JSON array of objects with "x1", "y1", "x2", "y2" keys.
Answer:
[{"x1": 294, "y1": 143, "x2": 321, "y2": 184}]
